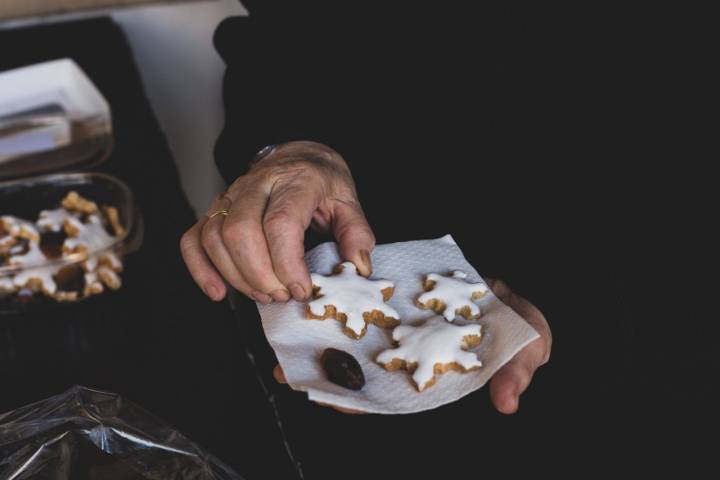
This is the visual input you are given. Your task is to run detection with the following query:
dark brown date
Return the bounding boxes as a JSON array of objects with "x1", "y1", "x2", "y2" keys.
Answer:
[{"x1": 320, "y1": 348, "x2": 365, "y2": 391}]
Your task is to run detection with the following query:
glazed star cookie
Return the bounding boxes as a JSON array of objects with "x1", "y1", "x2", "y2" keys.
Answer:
[
  {"x1": 1, "y1": 191, "x2": 126, "y2": 304},
  {"x1": 307, "y1": 261, "x2": 400, "y2": 339},
  {"x1": 1, "y1": 216, "x2": 40, "y2": 242},
  {"x1": 8, "y1": 240, "x2": 61, "y2": 296},
  {"x1": 417, "y1": 271, "x2": 488, "y2": 321},
  {"x1": 376, "y1": 316, "x2": 483, "y2": 391}
]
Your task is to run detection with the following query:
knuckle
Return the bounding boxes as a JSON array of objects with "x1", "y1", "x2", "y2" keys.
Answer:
[
  {"x1": 200, "y1": 226, "x2": 222, "y2": 251},
  {"x1": 179, "y1": 230, "x2": 196, "y2": 254},
  {"x1": 526, "y1": 338, "x2": 550, "y2": 370},
  {"x1": 221, "y1": 220, "x2": 245, "y2": 244},
  {"x1": 491, "y1": 279, "x2": 512, "y2": 299},
  {"x1": 263, "y1": 209, "x2": 295, "y2": 236},
  {"x1": 230, "y1": 281, "x2": 252, "y2": 297},
  {"x1": 242, "y1": 261, "x2": 280, "y2": 292},
  {"x1": 540, "y1": 331, "x2": 552, "y2": 364},
  {"x1": 340, "y1": 219, "x2": 374, "y2": 245}
]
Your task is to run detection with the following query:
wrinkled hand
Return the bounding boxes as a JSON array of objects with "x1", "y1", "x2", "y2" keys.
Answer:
[
  {"x1": 274, "y1": 279, "x2": 551, "y2": 415},
  {"x1": 181, "y1": 141, "x2": 375, "y2": 303}
]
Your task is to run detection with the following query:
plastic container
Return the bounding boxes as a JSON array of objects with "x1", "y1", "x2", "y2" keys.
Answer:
[{"x1": 0, "y1": 59, "x2": 142, "y2": 312}]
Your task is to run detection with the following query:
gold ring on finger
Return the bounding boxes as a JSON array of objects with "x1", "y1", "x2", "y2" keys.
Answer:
[{"x1": 207, "y1": 209, "x2": 230, "y2": 220}]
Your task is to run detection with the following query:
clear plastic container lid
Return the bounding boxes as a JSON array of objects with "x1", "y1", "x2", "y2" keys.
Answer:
[{"x1": 0, "y1": 59, "x2": 113, "y2": 180}]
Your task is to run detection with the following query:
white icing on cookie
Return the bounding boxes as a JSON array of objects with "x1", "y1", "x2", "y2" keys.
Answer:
[
  {"x1": 308, "y1": 261, "x2": 399, "y2": 338},
  {"x1": 0, "y1": 216, "x2": 39, "y2": 241},
  {"x1": 1, "y1": 195, "x2": 125, "y2": 302},
  {"x1": 418, "y1": 271, "x2": 488, "y2": 321},
  {"x1": 12, "y1": 264, "x2": 59, "y2": 294},
  {"x1": 37, "y1": 208, "x2": 79, "y2": 232},
  {"x1": 377, "y1": 316, "x2": 483, "y2": 391},
  {"x1": 8, "y1": 241, "x2": 46, "y2": 268},
  {"x1": 64, "y1": 215, "x2": 115, "y2": 252},
  {"x1": 8, "y1": 241, "x2": 58, "y2": 294}
]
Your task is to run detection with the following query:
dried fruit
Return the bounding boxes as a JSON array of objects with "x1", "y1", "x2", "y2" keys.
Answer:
[
  {"x1": 320, "y1": 348, "x2": 365, "y2": 391},
  {"x1": 39, "y1": 231, "x2": 67, "y2": 259},
  {"x1": 54, "y1": 264, "x2": 85, "y2": 292}
]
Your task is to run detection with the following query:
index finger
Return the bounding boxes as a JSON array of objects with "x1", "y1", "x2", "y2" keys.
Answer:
[{"x1": 263, "y1": 182, "x2": 319, "y2": 300}]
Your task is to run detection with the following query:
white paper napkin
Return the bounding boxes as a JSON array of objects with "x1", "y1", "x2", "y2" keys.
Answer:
[{"x1": 257, "y1": 235, "x2": 540, "y2": 414}]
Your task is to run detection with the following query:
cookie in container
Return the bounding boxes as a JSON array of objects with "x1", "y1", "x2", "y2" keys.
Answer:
[{"x1": 0, "y1": 59, "x2": 142, "y2": 312}]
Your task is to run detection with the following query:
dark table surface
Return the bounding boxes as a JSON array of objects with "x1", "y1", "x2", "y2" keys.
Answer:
[{"x1": 0, "y1": 15, "x2": 717, "y2": 480}]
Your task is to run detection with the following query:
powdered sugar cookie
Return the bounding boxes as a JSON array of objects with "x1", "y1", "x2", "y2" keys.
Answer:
[
  {"x1": 1, "y1": 192, "x2": 126, "y2": 304},
  {"x1": 307, "y1": 261, "x2": 400, "y2": 339},
  {"x1": 417, "y1": 271, "x2": 488, "y2": 321},
  {"x1": 377, "y1": 316, "x2": 483, "y2": 391}
]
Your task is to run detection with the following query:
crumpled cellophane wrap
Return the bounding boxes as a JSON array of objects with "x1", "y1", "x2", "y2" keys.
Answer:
[{"x1": 0, "y1": 385, "x2": 243, "y2": 479}]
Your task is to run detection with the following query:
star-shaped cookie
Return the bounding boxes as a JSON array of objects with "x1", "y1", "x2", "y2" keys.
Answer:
[
  {"x1": 306, "y1": 261, "x2": 400, "y2": 339},
  {"x1": 376, "y1": 316, "x2": 483, "y2": 391},
  {"x1": 417, "y1": 271, "x2": 488, "y2": 321}
]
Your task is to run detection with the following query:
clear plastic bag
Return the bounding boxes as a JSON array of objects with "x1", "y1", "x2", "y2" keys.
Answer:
[{"x1": 0, "y1": 386, "x2": 244, "y2": 479}]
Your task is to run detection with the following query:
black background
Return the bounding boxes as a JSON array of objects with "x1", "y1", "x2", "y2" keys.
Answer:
[{"x1": 1, "y1": 4, "x2": 717, "y2": 479}]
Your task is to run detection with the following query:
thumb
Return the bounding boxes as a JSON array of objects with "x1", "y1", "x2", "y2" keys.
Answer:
[
  {"x1": 331, "y1": 201, "x2": 376, "y2": 277},
  {"x1": 489, "y1": 337, "x2": 545, "y2": 414}
]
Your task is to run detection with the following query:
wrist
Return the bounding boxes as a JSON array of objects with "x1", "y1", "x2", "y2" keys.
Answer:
[{"x1": 249, "y1": 140, "x2": 347, "y2": 172}]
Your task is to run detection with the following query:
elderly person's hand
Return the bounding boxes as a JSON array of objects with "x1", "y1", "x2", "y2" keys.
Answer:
[
  {"x1": 181, "y1": 141, "x2": 551, "y2": 415},
  {"x1": 274, "y1": 278, "x2": 552, "y2": 415},
  {"x1": 180, "y1": 141, "x2": 375, "y2": 304}
]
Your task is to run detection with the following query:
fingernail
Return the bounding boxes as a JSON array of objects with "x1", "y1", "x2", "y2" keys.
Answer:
[
  {"x1": 359, "y1": 249, "x2": 372, "y2": 277},
  {"x1": 253, "y1": 292, "x2": 272, "y2": 304},
  {"x1": 204, "y1": 283, "x2": 219, "y2": 300},
  {"x1": 270, "y1": 289, "x2": 290, "y2": 302},
  {"x1": 289, "y1": 283, "x2": 306, "y2": 301}
]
